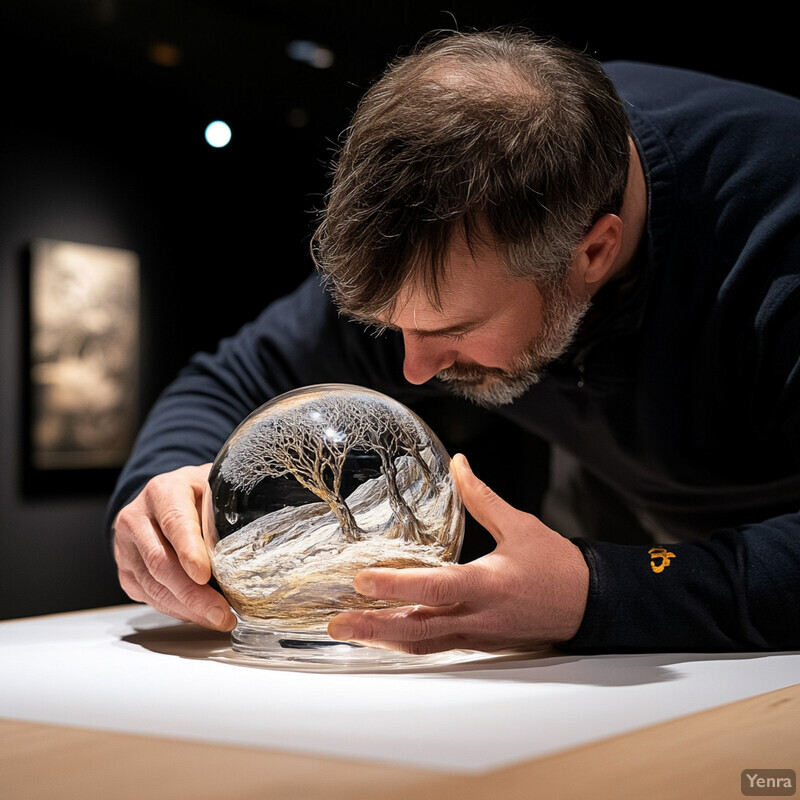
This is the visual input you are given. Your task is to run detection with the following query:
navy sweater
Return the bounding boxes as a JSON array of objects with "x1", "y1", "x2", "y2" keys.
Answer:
[{"x1": 108, "y1": 62, "x2": 800, "y2": 653}]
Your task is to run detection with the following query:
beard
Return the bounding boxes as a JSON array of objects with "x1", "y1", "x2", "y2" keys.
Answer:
[{"x1": 436, "y1": 280, "x2": 591, "y2": 407}]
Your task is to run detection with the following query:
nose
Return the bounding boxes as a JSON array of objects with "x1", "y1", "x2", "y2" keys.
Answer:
[{"x1": 402, "y1": 334, "x2": 455, "y2": 385}]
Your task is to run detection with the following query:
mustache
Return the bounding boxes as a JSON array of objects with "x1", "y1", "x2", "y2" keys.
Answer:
[{"x1": 437, "y1": 361, "x2": 518, "y2": 384}]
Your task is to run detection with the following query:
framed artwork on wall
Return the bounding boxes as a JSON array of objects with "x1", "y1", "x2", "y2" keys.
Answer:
[{"x1": 26, "y1": 238, "x2": 140, "y2": 476}]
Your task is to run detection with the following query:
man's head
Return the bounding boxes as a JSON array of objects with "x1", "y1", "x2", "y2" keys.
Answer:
[{"x1": 312, "y1": 28, "x2": 632, "y2": 404}]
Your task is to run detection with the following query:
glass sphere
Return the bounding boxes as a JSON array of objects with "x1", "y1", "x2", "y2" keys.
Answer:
[{"x1": 202, "y1": 383, "x2": 464, "y2": 664}]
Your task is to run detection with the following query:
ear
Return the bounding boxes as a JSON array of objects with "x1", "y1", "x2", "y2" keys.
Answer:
[{"x1": 572, "y1": 214, "x2": 624, "y2": 291}]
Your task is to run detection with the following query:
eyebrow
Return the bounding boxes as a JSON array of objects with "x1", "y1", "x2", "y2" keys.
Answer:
[{"x1": 380, "y1": 319, "x2": 480, "y2": 338}]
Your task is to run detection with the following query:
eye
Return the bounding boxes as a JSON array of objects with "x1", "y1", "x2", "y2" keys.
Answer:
[{"x1": 408, "y1": 329, "x2": 469, "y2": 343}]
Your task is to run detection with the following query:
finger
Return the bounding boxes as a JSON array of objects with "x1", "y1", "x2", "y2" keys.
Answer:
[
  {"x1": 344, "y1": 635, "x2": 478, "y2": 656},
  {"x1": 134, "y1": 563, "x2": 235, "y2": 630},
  {"x1": 328, "y1": 603, "x2": 467, "y2": 645},
  {"x1": 451, "y1": 453, "x2": 527, "y2": 543},
  {"x1": 119, "y1": 548, "x2": 235, "y2": 630},
  {"x1": 114, "y1": 512, "x2": 235, "y2": 630},
  {"x1": 352, "y1": 634, "x2": 552, "y2": 657},
  {"x1": 141, "y1": 466, "x2": 212, "y2": 585},
  {"x1": 353, "y1": 561, "x2": 486, "y2": 606}
]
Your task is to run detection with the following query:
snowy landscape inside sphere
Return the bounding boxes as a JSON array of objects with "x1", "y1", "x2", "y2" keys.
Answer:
[{"x1": 202, "y1": 384, "x2": 464, "y2": 660}]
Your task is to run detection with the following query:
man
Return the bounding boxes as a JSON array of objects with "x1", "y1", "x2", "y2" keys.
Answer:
[{"x1": 110, "y1": 29, "x2": 800, "y2": 653}]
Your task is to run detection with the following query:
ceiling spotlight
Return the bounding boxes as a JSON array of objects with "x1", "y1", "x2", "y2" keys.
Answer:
[
  {"x1": 205, "y1": 120, "x2": 232, "y2": 148},
  {"x1": 286, "y1": 40, "x2": 334, "y2": 69}
]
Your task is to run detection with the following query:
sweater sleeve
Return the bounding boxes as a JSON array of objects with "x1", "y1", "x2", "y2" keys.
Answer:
[
  {"x1": 562, "y1": 514, "x2": 800, "y2": 653},
  {"x1": 105, "y1": 272, "x2": 414, "y2": 540}
]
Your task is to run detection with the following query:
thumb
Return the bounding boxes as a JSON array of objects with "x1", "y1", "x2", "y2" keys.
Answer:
[{"x1": 450, "y1": 453, "x2": 522, "y2": 545}]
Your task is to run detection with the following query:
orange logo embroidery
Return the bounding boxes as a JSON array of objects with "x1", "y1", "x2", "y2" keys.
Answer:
[{"x1": 649, "y1": 547, "x2": 676, "y2": 574}]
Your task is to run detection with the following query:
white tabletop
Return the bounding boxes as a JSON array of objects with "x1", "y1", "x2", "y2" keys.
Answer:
[{"x1": 1, "y1": 605, "x2": 798, "y2": 773}]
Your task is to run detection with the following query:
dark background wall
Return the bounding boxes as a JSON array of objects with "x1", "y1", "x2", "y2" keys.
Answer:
[{"x1": 0, "y1": 0, "x2": 794, "y2": 620}]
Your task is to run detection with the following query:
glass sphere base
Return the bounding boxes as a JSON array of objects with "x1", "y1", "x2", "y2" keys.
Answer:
[{"x1": 230, "y1": 620, "x2": 480, "y2": 669}]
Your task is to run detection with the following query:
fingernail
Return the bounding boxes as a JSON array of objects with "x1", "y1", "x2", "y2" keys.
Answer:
[
  {"x1": 206, "y1": 607, "x2": 226, "y2": 627},
  {"x1": 449, "y1": 453, "x2": 467, "y2": 476},
  {"x1": 353, "y1": 573, "x2": 376, "y2": 596},
  {"x1": 329, "y1": 622, "x2": 354, "y2": 641}
]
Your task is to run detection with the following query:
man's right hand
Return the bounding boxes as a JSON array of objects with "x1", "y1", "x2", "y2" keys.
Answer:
[{"x1": 112, "y1": 464, "x2": 236, "y2": 631}]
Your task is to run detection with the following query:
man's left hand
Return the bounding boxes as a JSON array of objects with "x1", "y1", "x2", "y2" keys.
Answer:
[{"x1": 327, "y1": 453, "x2": 590, "y2": 655}]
